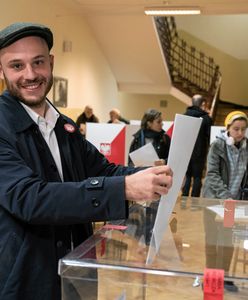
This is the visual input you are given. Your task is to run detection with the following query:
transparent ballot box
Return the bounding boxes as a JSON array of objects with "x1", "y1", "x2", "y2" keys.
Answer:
[{"x1": 59, "y1": 197, "x2": 248, "y2": 299}]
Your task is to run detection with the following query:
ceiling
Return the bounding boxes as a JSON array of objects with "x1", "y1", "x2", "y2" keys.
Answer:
[{"x1": 59, "y1": 0, "x2": 248, "y2": 96}]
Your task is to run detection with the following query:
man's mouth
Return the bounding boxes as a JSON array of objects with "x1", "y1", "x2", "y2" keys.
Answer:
[{"x1": 21, "y1": 81, "x2": 44, "y2": 90}]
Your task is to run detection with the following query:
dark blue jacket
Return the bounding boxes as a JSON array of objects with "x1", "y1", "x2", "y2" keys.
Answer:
[{"x1": 0, "y1": 91, "x2": 135, "y2": 300}]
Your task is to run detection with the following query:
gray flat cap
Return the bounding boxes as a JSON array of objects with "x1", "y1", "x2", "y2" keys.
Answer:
[{"x1": 0, "y1": 22, "x2": 53, "y2": 50}]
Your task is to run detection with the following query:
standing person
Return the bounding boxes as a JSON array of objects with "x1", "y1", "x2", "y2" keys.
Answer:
[
  {"x1": 128, "y1": 108, "x2": 171, "y2": 166},
  {"x1": 181, "y1": 94, "x2": 212, "y2": 197},
  {"x1": 108, "y1": 108, "x2": 130, "y2": 124},
  {"x1": 128, "y1": 108, "x2": 171, "y2": 245},
  {"x1": 202, "y1": 111, "x2": 248, "y2": 292},
  {"x1": 202, "y1": 110, "x2": 248, "y2": 200},
  {"x1": 0, "y1": 22, "x2": 173, "y2": 300},
  {"x1": 76, "y1": 105, "x2": 99, "y2": 136}
]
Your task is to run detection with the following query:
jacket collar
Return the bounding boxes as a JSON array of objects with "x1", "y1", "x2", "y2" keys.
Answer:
[{"x1": 1, "y1": 90, "x2": 68, "y2": 133}]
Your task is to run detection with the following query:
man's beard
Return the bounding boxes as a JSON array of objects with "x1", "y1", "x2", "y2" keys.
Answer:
[{"x1": 4, "y1": 74, "x2": 53, "y2": 108}]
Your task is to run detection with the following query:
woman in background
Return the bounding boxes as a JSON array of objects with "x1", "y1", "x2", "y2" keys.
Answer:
[
  {"x1": 128, "y1": 108, "x2": 171, "y2": 166},
  {"x1": 128, "y1": 109, "x2": 171, "y2": 245},
  {"x1": 202, "y1": 110, "x2": 248, "y2": 292},
  {"x1": 202, "y1": 110, "x2": 248, "y2": 200}
]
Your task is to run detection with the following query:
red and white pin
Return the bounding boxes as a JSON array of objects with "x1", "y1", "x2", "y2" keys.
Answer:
[{"x1": 64, "y1": 123, "x2": 76, "y2": 133}]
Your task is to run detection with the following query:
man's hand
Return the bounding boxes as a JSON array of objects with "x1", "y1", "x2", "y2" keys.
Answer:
[{"x1": 125, "y1": 165, "x2": 173, "y2": 202}]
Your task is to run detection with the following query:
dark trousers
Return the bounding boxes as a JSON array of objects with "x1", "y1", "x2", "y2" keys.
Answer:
[{"x1": 182, "y1": 158, "x2": 205, "y2": 197}]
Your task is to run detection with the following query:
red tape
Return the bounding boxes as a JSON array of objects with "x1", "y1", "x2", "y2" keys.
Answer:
[
  {"x1": 102, "y1": 224, "x2": 127, "y2": 230},
  {"x1": 223, "y1": 199, "x2": 236, "y2": 228},
  {"x1": 203, "y1": 268, "x2": 224, "y2": 300}
]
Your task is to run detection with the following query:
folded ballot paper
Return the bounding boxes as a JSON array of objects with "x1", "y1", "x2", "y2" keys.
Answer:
[
  {"x1": 129, "y1": 142, "x2": 159, "y2": 167},
  {"x1": 146, "y1": 114, "x2": 202, "y2": 264}
]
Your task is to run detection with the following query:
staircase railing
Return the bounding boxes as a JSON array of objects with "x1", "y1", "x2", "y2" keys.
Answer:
[{"x1": 154, "y1": 16, "x2": 222, "y2": 117}]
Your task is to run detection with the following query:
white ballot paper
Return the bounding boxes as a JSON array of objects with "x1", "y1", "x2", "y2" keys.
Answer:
[
  {"x1": 129, "y1": 142, "x2": 159, "y2": 166},
  {"x1": 146, "y1": 114, "x2": 202, "y2": 264}
]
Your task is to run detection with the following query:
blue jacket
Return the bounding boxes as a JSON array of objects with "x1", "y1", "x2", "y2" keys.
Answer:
[{"x1": 0, "y1": 91, "x2": 135, "y2": 300}]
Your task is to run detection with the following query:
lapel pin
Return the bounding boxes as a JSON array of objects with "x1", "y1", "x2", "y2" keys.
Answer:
[{"x1": 64, "y1": 123, "x2": 76, "y2": 133}]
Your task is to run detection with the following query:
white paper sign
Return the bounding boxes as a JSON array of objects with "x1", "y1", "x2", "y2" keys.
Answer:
[
  {"x1": 207, "y1": 205, "x2": 248, "y2": 219},
  {"x1": 146, "y1": 114, "x2": 202, "y2": 264},
  {"x1": 129, "y1": 143, "x2": 159, "y2": 167}
]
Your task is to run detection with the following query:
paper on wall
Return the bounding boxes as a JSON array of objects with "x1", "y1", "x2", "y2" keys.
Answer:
[
  {"x1": 129, "y1": 142, "x2": 159, "y2": 167},
  {"x1": 146, "y1": 114, "x2": 202, "y2": 264}
]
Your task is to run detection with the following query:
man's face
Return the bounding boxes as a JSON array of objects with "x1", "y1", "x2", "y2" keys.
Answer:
[
  {"x1": 0, "y1": 36, "x2": 54, "y2": 108},
  {"x1": 110, "y1": 111, "x2": 119, "y2": 121},
  {"x1": 85, "y1": 107, "x2": 93, "y2": 118}
]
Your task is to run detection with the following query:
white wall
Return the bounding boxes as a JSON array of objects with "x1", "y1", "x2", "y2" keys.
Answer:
[
  {"x1": 0, "y1": 0, "x2": 119, "y2": 122},
  {"x1": 0, "y1": 0, "x2": 187, "y2": 123}
]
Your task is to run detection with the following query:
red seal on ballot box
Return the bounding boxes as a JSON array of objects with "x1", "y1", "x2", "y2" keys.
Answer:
[{"x1": 204, "y1": 268, "x2": 224, "y2": 300}]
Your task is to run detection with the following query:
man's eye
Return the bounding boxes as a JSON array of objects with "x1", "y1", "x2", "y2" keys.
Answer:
[
  {"x1": 34, "y1": 60, "x2": 44, "y2": 66},
  {"x1": 12, "y1": 64, "x2": 23, "y2": 70}
]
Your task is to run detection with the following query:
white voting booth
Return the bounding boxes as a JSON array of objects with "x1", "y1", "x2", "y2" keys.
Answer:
[
  {"x1": 86, "y1": 123, "x2": 139, "y2": 165},
  {"x1": 86, "y1": 121, "x2": 173, "y2": 166}
]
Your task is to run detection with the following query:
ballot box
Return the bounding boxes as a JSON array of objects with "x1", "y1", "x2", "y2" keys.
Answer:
[{"x1": 59, "y1": 197, "x2": 248, "y2": 299}]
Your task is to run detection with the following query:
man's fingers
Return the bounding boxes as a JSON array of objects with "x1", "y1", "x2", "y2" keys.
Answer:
[
  {"x1": 150, "y1": 171, "x2": 173, "y2": 191},
  {"x1": 154, "y1": 185, "x2": 170, "y2": 196},
  {"x1": 149, "y1": 165, "x2": 173, "y2": 176}
]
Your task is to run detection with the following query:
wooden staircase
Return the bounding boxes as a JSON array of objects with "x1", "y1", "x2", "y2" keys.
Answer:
[
  {"x1": 153, "y1": 16, "x2": 221, "y2": 116},
  {"x1": 214, "y1": 100, "x2": 248, "y2": 126}
]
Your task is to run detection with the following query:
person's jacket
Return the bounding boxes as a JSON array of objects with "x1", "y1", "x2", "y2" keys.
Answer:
[
  {"x1": 202, "y1": 136, "x2": 248, "y2": 199},
  {"x1": 75, "y1": 112, "x2": 99, "y2": 127},
  {"x1": 0, "y1": 91, "x2": 136, "y2": 300},
  {"x1": 128, "y1": 129, "x2": 171, "y2": 166},
  {"x1": 184, "y1": 106, "x2": 212, "y2": 160}
]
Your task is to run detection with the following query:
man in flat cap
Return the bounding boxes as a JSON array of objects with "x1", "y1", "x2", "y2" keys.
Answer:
[{"x1": 0, "y1": 22, "x2": 172, "y2": 300}]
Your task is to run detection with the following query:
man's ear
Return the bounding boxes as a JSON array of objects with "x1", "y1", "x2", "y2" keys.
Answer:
[{"x1": 0, "y1": 64, "x2": 4, "y2": 80}]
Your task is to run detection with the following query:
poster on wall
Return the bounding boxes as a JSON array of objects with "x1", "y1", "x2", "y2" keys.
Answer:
[{"x1": 53, "y1": 77, "x2": 68, "y2": 107}]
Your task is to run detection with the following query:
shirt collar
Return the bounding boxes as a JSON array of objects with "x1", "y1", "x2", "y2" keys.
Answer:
[{"x1": 20, "y1": 101, "x2": 60, "y2": 128}]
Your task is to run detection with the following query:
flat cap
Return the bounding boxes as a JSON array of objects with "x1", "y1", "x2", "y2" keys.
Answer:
[{"x1": 0, "y1": 22, "x2": 53, "y2": 50}]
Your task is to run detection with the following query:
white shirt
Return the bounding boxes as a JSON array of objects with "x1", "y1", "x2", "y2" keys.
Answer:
[{"x1": 21, "y1": 101, "x2": 64, "y2": 181}]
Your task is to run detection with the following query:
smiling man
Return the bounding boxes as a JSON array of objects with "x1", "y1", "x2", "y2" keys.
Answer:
[{"x1": 0, "y1": 23, "x2": 172, "y2": 300}]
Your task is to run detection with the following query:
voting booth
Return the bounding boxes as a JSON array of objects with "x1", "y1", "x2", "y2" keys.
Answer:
[
  {"x1": 59, "y1": 197, "x2": 248, "y2": 299},
  {"x1": 86, "y1": 121, "x2": 174, "y2": 166}
]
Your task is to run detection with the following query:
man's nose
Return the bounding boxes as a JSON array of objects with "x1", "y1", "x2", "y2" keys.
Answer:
[{"x1": 23, "y1": 65, "x2": 37, "y2": 79}]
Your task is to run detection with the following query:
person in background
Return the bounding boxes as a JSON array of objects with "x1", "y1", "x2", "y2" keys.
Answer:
[
  {"x1": 202, "y1": 110, "x2": 248, "y2": 292},
  {"x1": 76, "y1": 105, "x2": 99, "y2": 136},
  {"x1": 0, "y1": 22, "x2": 173, "y2": 300},
  {"x1": 108, "y1": 108, "x2": 130, "y2": 124},
  {"x1": 181, "y1": 94, "x2": 212, "y2": 197},
  {"x1": 128, "y1": 108, "x2": 171, "y2": 166},
  {"x1": 128, "y1": 108, "x2": 171, "y2": 245}
]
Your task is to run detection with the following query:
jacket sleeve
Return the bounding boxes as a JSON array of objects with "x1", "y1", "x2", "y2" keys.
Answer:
[
  {"x1": 0, "y1": 134, "x2": 130, "y2": 225},
  {"x1": 202, "y1": 141, "x2": 232, "y2": 199}
]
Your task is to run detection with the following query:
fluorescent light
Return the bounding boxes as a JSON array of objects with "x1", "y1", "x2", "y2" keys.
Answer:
[{"x1": 144, "y1": 7, "x2": 201, "y2": 16}]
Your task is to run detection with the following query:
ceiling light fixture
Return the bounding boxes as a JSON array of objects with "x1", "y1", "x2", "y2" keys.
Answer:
[{"x1": 144, "y1": 7, "x2": 201, "y2": 16}]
